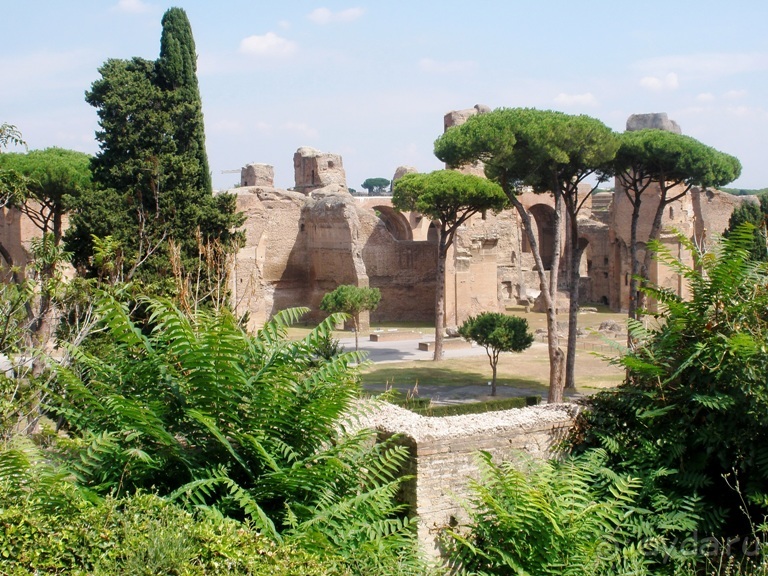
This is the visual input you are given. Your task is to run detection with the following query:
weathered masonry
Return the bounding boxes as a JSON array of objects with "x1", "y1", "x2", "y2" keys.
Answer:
[
  {"x1": 364, "y1": 402, "x2": 576, "y2": 557},
  {"x1": 226, "y1": 111, "x2": 750, "y2": 332}
]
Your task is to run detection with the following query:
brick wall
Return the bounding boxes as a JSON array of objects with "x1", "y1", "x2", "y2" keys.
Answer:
[{"x1": 370, "y1": 404, "x2": 576, "y2": 557}]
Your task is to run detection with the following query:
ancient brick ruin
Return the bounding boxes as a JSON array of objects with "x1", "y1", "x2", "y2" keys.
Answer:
[
  {"x1": 228, "y1": 110, "x2": 750, "y2": 332},
  {"x1": 0, "y1": 110, "x2": 751, "y2": 332}
]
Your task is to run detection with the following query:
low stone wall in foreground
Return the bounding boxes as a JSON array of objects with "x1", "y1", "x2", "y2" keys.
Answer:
[{"x1": 363, "y1": 402, "x2": 577, "y2": 557}]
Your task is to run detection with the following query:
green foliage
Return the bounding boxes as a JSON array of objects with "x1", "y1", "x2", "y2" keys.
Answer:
[
  {"x1": 443, "y1": 448, "x2": 698, "y2": 575},
  {"x1": 614, "y1": 129, "x2": 742, "y2": 192},
  {"x1": 0, "y1": 147, "x2": 92, "y2": 242},
  {"x1": 0, "y1": 123, "x2": 28, "y2": 211},
  {"x1": 360, "y1": 177, "x2": 391, "y2": 195},
  {"x1": 0, "y1": 444, "x2": 343, "y2": 575},
  {"x1": 320, "y1": 284, "x2": 381, "y2": 350},
  {"x1": 459, "y1": 312, "x2": 533, "y2": 396},
  {"x1": 571, "y1": 225, "x2": 768, "y2": 538},
  {"x1": 48, "y1": 295, "x2": 424, "y2": 572},
  {"x1": 320, "y1": 284, "x2": 381, "y2": 319},
  {"x1": 458, "y1": 313, "x2": 533, "y2": 354},
  {"x1": 435, "y1": 108, "x2": 618, "y2": 193},
  {"x1": 66, "y1": 8, "x2": 242, "y2": 287},
  {"x1": 0, "y1": 123, "x2": 25, "y2": 149},
  {"x1": 725, "y1": 194, "x2": 768, "y2": 261},
  {"x1": 392, "y1": 170, "x2": 507, "y2": 227},
  {"x1": 157, "y1": 7, "x2": 211, "y2": 194}
]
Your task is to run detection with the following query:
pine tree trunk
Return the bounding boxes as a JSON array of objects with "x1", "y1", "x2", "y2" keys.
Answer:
[
  {"x1": 564, "y1": 217, "x2": 586, "y2": 390},
  {"x1": 628, "y1": 198, "x2": 642, "y2": 322},
  {"x1": 508, "y1": 192, "x2": 564, "y2": 402},
  {"x1": 433, "y1": 233, "x2": 448, "y2": 361}
]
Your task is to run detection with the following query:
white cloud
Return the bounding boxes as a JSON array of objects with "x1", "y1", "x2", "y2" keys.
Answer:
[
  {"x1": 418, "y1": 58, "x2": 475, "y2": 74},
  {"x1": 114, "y1": 0, "x2": 151, "y2": 14},
  {"x1": 278, "y1": 20, "x2": 291, "y2": 30},
  {"x1": 281, "y1": 122, "x2": 319, "y2": 139},
  {"x1": 696, "y1": 92, "x2": 715, "y2": 102},
  {"x1": 724, "y1": 89, "x2": 747, "y2": 99},
  {"x1": 553, "y1": 92, "x2": 598, "y2": 107},
  {"x1": 726, "y1": 105, "x2": 751, "y2": 117},
  {"x1": 308, "y1": 7, "x2": 364, "y2": 24},
  {"x1": 239, "y1": 33, "x2": 297, "y2": 58},
  {"x1": 639, "y1": 72, "x2": 679, "y2": 91},
  {"x1": 636, "y1": 53, "x2": 768, "y2": 79}
]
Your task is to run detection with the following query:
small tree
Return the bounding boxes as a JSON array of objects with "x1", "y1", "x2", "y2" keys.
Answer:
[
  {"x1": 319, "y1": 284, "x2": 381, "y2": 351},
  {"x1": 360, "y1": 177, "x2": 391, "y2": 196},
  {"x1": 393, "y1": 170, "x2": 507, "y2": 361},
  {"x1": 458, "y1": 312, "x2": 533, "y2": 396}
]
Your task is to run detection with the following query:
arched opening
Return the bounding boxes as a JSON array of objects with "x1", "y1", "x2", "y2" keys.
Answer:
[
  {"x1": 427, "y1": 222, "x2": 439, "y2": 243},
  {"x1": 373, "y1": 205, "x2": 412, "y2": 241},
  {"x1": 528, "y1": 204, "x2": 556, "y2": 270}
]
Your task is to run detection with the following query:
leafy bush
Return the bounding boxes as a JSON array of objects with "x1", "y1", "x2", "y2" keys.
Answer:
[
  {"x1": 0, "y1": 442, "x2": 341, "y2": 575},
  {"x1": 571, "y1": 226, "x2": 768, "y2": 542},
  {"x1": 45, "y1": 296, "x2": 427, "y2": 573},
  {"x1": 442, "y1": 448, "x2": 698, "y2": 576}
]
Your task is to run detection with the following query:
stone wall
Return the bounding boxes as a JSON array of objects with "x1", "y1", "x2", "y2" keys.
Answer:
[{"x1": 367, "y1": 403, "x2": 576, "y2": 557}]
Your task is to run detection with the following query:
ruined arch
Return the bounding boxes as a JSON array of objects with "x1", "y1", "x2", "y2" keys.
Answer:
[
  {"x1": 373, "y1": 205, "x2": 412, "y2": 241},
  {"x1": 427, "y1": 221, "x2": 439, "y2": 243}
]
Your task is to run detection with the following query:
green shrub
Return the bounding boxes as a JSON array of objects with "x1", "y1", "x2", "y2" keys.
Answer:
[
  {"x1": 443, "y1": 449, "x2": 698, "y2": 576},
  {"x1": 571, "y1": 226, "x2": 768, "y2": 541},
  {"x1": 44, "y1": 296, "x2": 427, "y2": 574}
]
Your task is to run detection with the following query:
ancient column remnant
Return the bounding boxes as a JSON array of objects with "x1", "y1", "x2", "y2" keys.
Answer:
[
  {"x1": 240, "y1": 163, "x2": 274, "y2": 187},
  {"x1": 626, "y1": 112, "x2": 682, "y2": 133},
  {"x1": 293, "y1": 146, "x2": 348, "y2": 195}
]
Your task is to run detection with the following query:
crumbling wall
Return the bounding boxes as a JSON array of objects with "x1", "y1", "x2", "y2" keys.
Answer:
[
  {"x1": 367, "y1": 403, "x2": 576, "y2": 558},
  {"x1": 230, "y1": 186, "x2": 309, "y2": 331}
]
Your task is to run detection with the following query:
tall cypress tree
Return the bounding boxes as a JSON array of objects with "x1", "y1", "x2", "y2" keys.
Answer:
[{"x1": 156, "y1": 7, "x2": 212, "y2": 194}]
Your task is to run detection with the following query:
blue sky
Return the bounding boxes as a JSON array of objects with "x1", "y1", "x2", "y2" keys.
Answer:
[{"x1": 4, "y1": 1, "x2": 768, "y2": 191}]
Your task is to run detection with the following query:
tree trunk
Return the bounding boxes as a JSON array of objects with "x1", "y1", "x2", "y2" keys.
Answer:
[
  {"x1": 508, "y1": 192, "x2": 564, "y2": 402},
  {"x1": 637, "y1": 186, "x2": 671, "y2": 313},
  {"x1": 353, "y1": 315, "x2": 359, "y2": 351},
  {"x1": 564, "y1": 218, "x2": 586, "y2": 390},
  {"x1": 491, "y1": 358, "x2": 498, "y2": 397},
  {"x1": 628, "y1": 197, "x2": 642, "y2": 322},
  {"x1": 433, "y1": 233, "x2": 448, "y2": 361}
]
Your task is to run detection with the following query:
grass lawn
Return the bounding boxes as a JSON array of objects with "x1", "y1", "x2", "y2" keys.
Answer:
[{"x1": 287, "y1": 307, "x2": 628, "y2": 398}]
